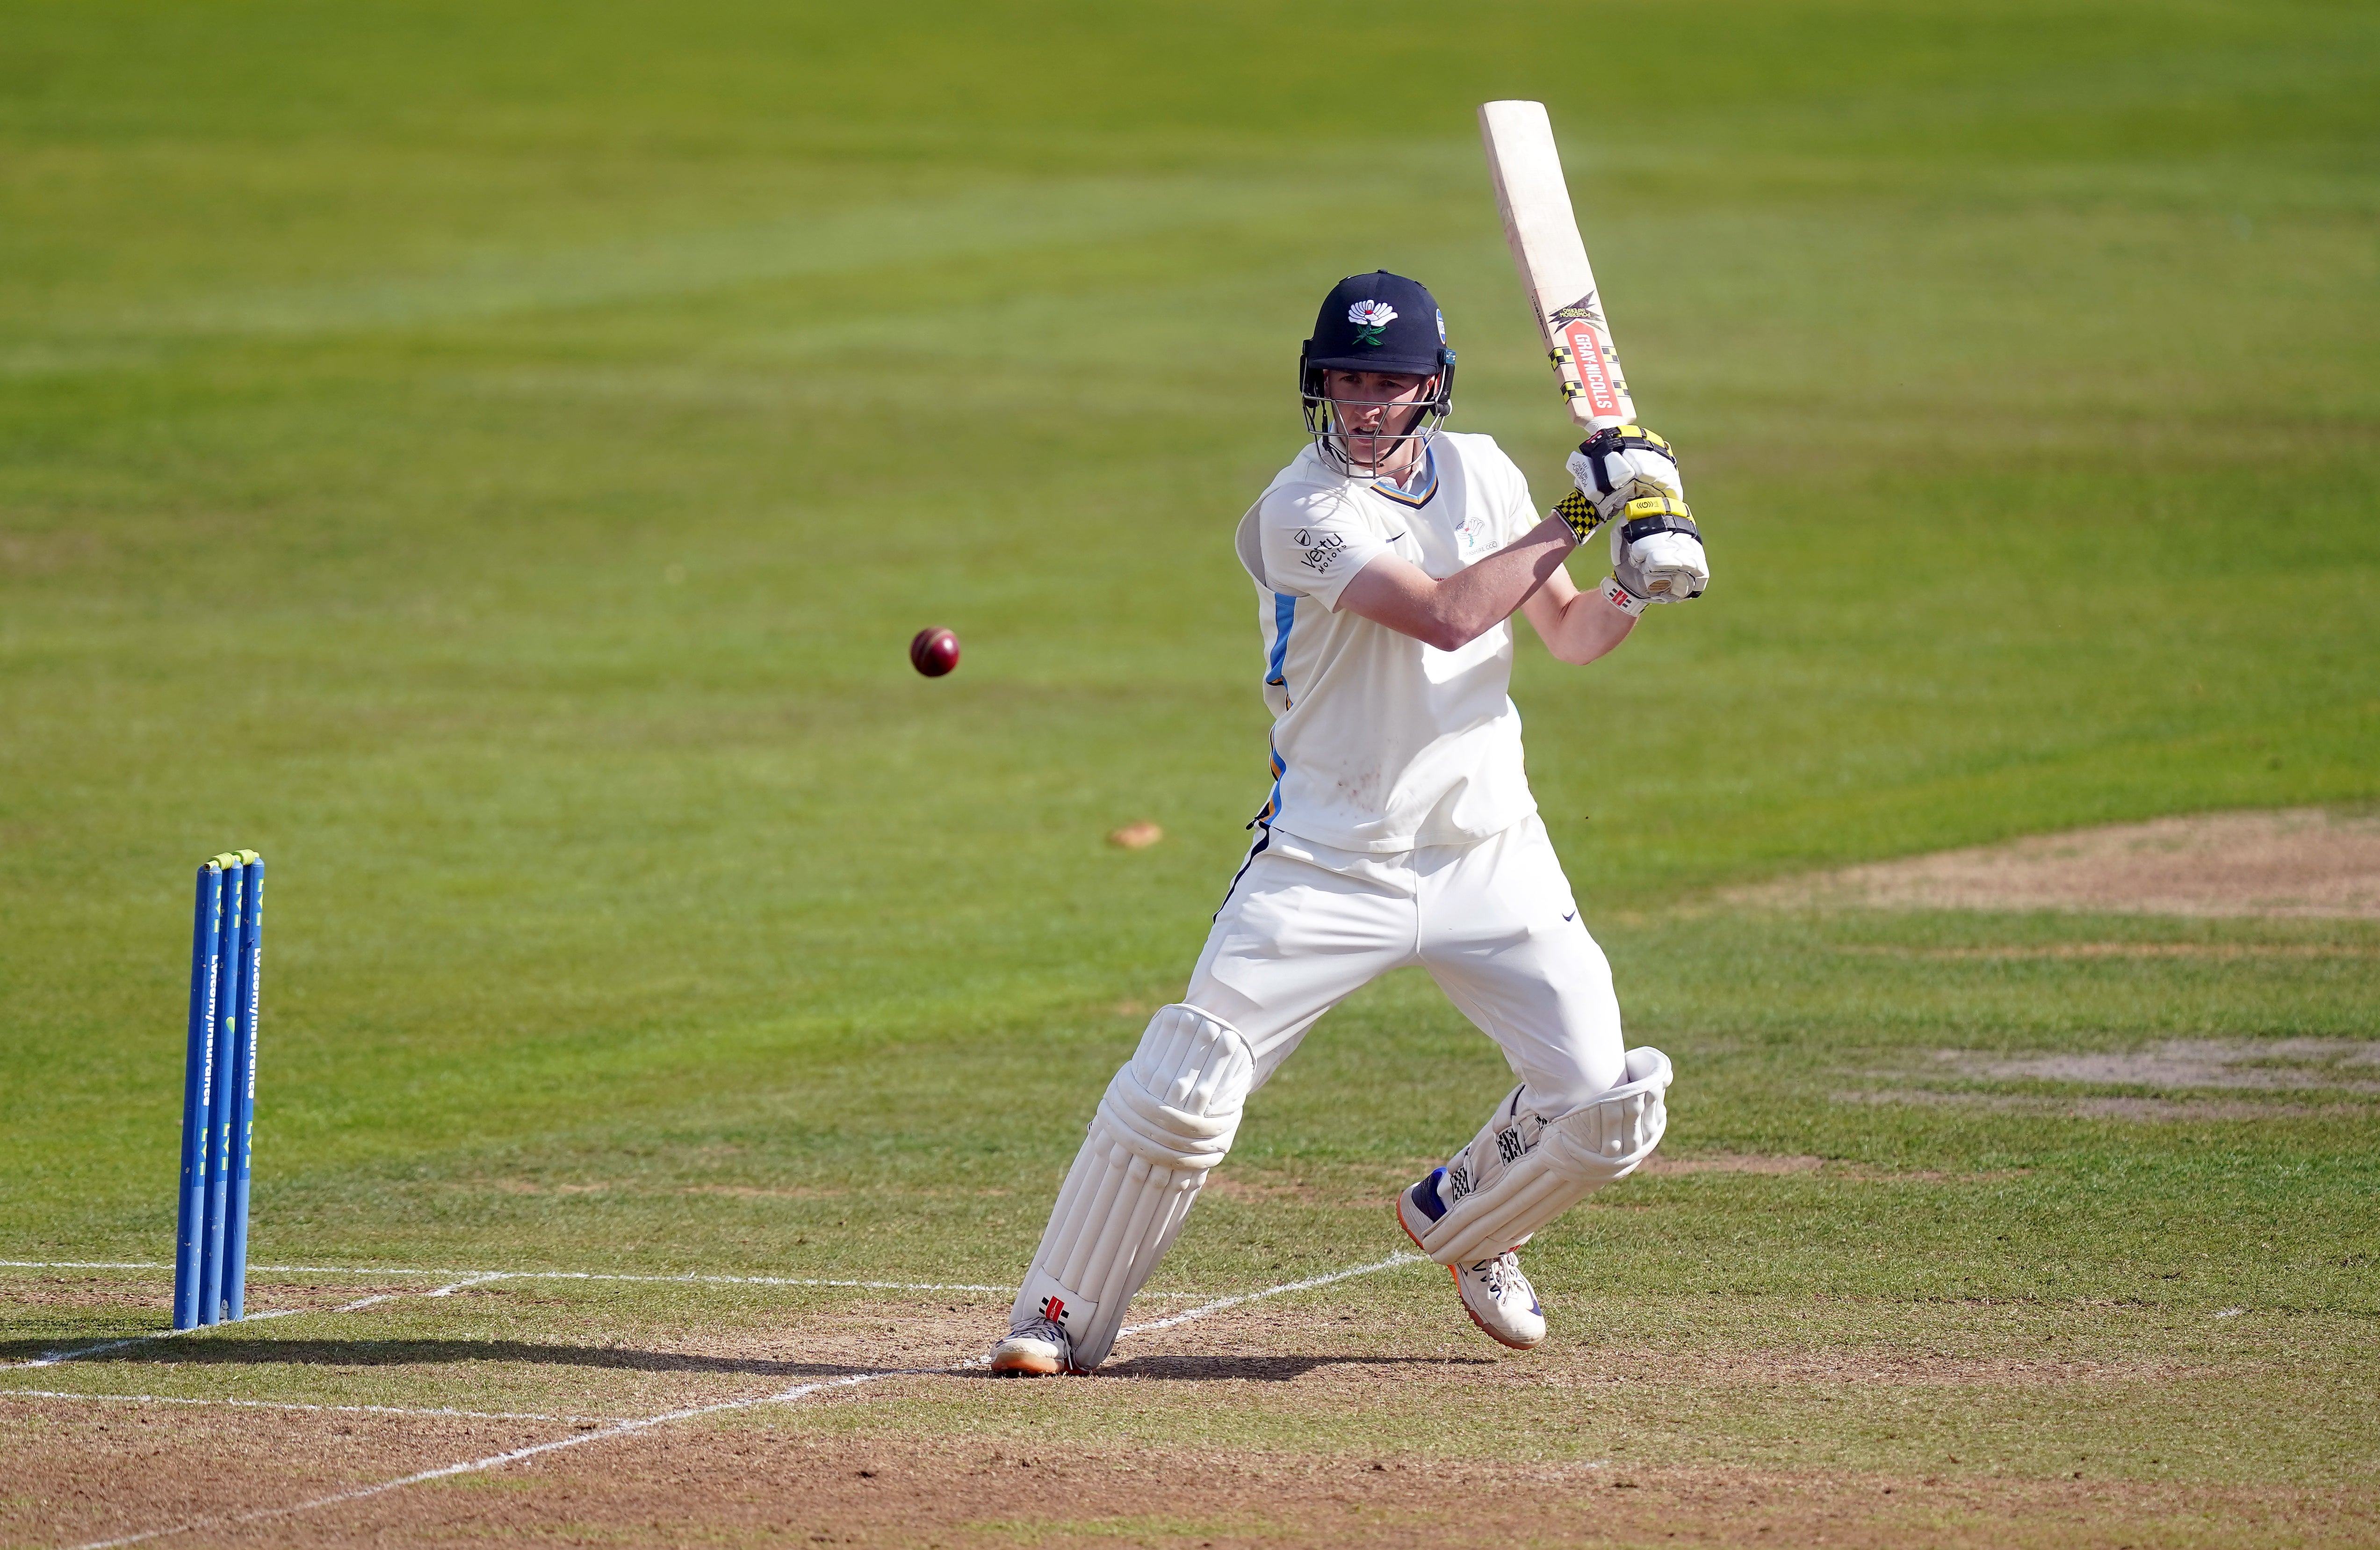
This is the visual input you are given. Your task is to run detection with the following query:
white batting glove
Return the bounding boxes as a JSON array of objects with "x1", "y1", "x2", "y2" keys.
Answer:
[
  {"x1": 1610, "y1": 500, "x2": 1708, "y2": 602},
  {"x1": 1558, "y1": 425, "x2": 1686, "y2": 535},
  {"x1": 1551, "y1": 426, "x2": 1707, "y2": 605}
]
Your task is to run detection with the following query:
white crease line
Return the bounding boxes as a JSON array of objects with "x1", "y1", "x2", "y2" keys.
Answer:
[
  {"x1": 1117, "y1": 1251, "x2": 1425, "y2": 1336},
  {"x1": 2, "y1": 1260, "x2": 1027, "y2": 1295},
  {"x1": 3, "y1": 1273, "x2": 500, "y2": 1372},
  {"x1": 473, "y1": 1270, "x2": 1208, "y2": 1298},
  {"x1": 0, "y1": 1258, "x2": 1212, "y2": 1379},
  {"x1": 0, "y1": 1310, "x2": 306, "y2": 1373},
  {"x1": 460, "y1": 1270, "x2": 1020, "y2": 1293},
  {"x1": 69, "y1": 1251, "x2": 1423, "y2": 1549},
  {"x1": 0, "y1": 1260, "x2": 163, "y2": 1271},
  {"x1": 324, "y1": 1273, "x2": 507, "y2": 1315},
  {"x1": 1, "y1": 1258, "x2": 1210, "y2": 1297},
  {"x1": 68, "y1": 1370, "x2": 930, "y2": 1550},
  {"x1": 0, "y1": 1388, "x2": 600, "y2": 1424}
]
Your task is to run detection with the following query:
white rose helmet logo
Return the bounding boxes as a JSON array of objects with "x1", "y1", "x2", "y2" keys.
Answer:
[{"x1": 1346, "y1": 300, "x2": 1398, "y2": 347}]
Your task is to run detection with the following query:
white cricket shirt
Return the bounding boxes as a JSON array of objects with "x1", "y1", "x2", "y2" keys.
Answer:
[{"x1": 1231, "y1": 431, "x2": 1548, "y2": 853}]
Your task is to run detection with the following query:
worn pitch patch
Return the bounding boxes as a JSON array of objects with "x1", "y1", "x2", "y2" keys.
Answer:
[
  {"x1": 1861, "y1": 1037, "x2": 2380, "y2": 1119},
  {"x1": 1942, "y1": 1038, "x2": 2380, "y2": 1093},
  {"x1": 1732, "y1": 808, "x2": 2380, "y2": 917}
]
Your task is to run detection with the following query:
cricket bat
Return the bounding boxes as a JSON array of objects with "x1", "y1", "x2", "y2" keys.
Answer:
[{"x1": 1478, "y1": 100, "x2": 1636, "y2": 432}]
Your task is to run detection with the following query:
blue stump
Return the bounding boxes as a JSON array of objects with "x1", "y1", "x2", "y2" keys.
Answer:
[
  {"x1": 198, "y1": 856, "x2": 244, "y2": 1325},
  {"x1": 173, "y1": 860, "x2": 226, "y2": 1332},
  {"x1": 221, "y1": 852, "x2": 263, "y2": 1320},
  {"x1": 175, "y1": 850, "x2": 264, "y2": 1328}
]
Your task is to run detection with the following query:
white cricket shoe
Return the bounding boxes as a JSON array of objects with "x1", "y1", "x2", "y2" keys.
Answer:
[
  {"x1": 987, "y1": 1315, "x2": 1077, "y2": 1376},
  {"x1": 1397, "y1": 1167, "x2": 1546, "y2": 1350},
  {"x1": 1452, "y1": 1250, "x2": 1545, "y2": 1350}
]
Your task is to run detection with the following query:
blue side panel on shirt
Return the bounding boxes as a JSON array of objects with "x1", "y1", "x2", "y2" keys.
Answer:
[
  {"x1": 1261, "y1": 594, "x2": 1295, "y2": 822},
  {"x1": 1265, "y1": 592, "x2": 1296, "y2": 688}
]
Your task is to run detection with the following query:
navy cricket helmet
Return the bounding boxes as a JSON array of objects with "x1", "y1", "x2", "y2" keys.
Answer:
[
  {"x1": 1299, "y1": 270, "x2": 1457, "y2": 474},
  {"x1": 1302, "y1": 271, "x2": 1454, "y2": 377}
]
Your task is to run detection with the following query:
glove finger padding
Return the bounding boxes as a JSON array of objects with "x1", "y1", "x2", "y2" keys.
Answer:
[
  {"x1": 1610, "y1": 499, "x2": 1708, "y2": 602},
  {"x1": 1566, "y1": 425, "x2": 1686, "y2": 523}
]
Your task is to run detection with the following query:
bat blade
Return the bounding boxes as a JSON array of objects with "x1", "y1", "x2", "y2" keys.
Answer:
[{"x1": 1478, "y1": 99, "x2": 1635, "y2": 431}]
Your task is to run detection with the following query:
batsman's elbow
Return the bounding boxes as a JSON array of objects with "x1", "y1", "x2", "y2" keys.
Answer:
[{"x1": 1421, "y1": 617, "x2": 1482, "y2": 652}]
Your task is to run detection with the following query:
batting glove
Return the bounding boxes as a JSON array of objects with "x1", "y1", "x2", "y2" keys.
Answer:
[
  {"x1": 1611, "y1": 500, "x2": 1707, "y2": 603},
  {"x1": 1552, "y1": 425, "x2": 1688, "y2": 544}
]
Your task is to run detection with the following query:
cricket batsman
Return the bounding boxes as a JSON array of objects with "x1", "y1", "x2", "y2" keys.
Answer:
[{"x1": 990, "y1": 271, "x2": 1707, "y2": 1375}]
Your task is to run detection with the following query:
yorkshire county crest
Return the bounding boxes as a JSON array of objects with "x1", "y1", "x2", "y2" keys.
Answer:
[{"x1": 1346, "y1": 300, "x2": 1399, "y2": 346}]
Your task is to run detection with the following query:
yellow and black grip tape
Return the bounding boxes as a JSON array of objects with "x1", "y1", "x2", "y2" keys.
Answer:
[{"x1": 1552, "y1": 489, "x2": 1605, "y2": 544}]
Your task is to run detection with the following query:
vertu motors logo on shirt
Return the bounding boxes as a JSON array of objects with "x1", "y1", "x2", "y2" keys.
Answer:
[{"x1": 1293, "y1": 528, "x2": 1348, "y2": 572}]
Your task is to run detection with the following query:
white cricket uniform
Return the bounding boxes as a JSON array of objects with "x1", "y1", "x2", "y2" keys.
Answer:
[
  {"x1": 1193, "y1": 431, "x2": 1627, "y2": 1110},
  {"x1": 995, "y1": 429, "x2": 1650, "y2": 1371}
]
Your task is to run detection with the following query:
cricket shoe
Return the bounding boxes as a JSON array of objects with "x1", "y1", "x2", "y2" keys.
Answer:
[
  {"x1": 987, "y1": 1315, "x2": 1079, "y2": 1376},
  {"x1": 1397, "y1": 1168, "x2": 1547, "y2": 1351},
  {"x1": 1450, "y1": 1250, "x2": 1545, "y2": 1350}
]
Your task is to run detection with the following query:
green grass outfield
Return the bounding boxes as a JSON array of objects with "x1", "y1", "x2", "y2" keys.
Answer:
[{"x1": 2, "y1": 1, "x2": 2376, "y2": 1543}]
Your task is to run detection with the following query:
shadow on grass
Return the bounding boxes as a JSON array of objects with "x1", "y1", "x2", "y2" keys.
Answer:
[
  {"x1": 0, "y1": 1337, "x2": 881, "y2": 1378},
  {"x1": 1033, "y1": 1353, "x2": 1497, "y2": 1382}
]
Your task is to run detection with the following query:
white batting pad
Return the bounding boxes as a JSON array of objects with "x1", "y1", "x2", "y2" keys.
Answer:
[
  {"x1": 1010, "y1": 1004, "x2": 1255, "y2": 1370},
  {"x1": 1413, "y1": 1046, "x2": 1671, "y2": 1266}
]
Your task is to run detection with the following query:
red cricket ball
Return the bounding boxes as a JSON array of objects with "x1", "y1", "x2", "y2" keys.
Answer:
[{"x1": 909, "y1": 626, "x2": 961, "y2": 678}]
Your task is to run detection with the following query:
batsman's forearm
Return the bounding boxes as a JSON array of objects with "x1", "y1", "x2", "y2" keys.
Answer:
[
  {"x1": 1419, "y1": 516, "x2": 1579, "y2": 649},
  {"x1": 1338, "y1": 516, "x2": 1586, "y2": 651},
  {"x1": 1540, "y1": 585, "x2": 1636, "y2": 664}
]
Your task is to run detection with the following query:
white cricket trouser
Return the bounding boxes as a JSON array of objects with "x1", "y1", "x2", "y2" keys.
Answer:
[{"x1": 1184, "y1": 812, "x2": 1626, "y2": 1110}]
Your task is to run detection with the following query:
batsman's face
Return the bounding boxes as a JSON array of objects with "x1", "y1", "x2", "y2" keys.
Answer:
[{"x1": 1321, "y1": 369, "x2": 1434, "y2": 468}]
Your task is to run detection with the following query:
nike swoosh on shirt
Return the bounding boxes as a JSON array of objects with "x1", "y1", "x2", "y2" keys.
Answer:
[
  {"x1": 1562, "y1": 910, "x2": 1577, "y2": 922},
  {"x1": 1385, "y1": 531, "x2": 1406, "y2": 543}
]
